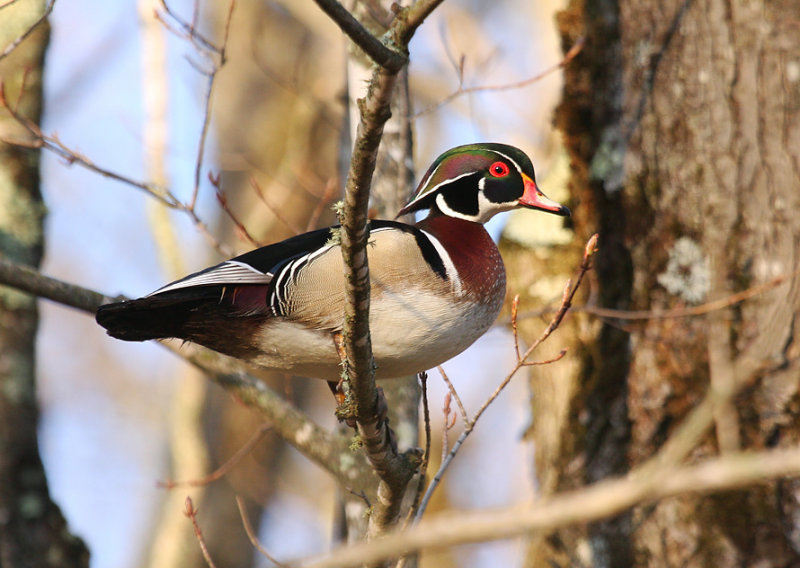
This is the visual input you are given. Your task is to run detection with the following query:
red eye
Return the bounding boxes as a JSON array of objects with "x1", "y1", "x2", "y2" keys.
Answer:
[{"x1": 489, "y1": 161, "x2": 510, "y2": 177}]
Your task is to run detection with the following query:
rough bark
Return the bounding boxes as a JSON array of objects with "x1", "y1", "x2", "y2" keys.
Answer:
[
  {"x1": 0, "y1": 2, "x2": 89, "y2": 566},
  {"x1": 534, "y1": 0, "x2": 800, "y2": 565}
]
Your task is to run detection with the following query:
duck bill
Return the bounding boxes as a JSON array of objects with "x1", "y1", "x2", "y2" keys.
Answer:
[{"x1": 519, "y1": 174, "x2": 570, "y2": 216}]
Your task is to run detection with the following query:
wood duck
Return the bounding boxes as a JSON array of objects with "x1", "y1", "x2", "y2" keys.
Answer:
[{"x1": 96, "y1": 143, "x2": 569, "y2": 380}]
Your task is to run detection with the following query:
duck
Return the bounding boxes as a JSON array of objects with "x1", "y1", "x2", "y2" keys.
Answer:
[{"x1": 96, "y1": 143, "x2": 570, "y2": 381}]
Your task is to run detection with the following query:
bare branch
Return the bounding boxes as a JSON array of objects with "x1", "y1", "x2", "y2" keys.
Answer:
[
  {"x1": 0, "y1": 0, "x2": 55, "y2": 61},
  {"x1": 436, "y1": 366, "x2": 469, "y2": 427},
  {"x1": 0, "y1": 0, "x2": 24, "y2": 11},
  {"x1": 311, "y1": 0, "x2": 406, "y2": 70},
  {"x1": 0, "y1": 83, "x2": 179, "y2": 206},
  {"x1": 511, "y1": 268, "x2": 796, "y2": 324},
  {"x1": 185, "y1": 497, "x2": 218, "y2": 568},
  {"x1": 158, "y1": 0, "x2": 226, "y2": 56},
  {"x1": 156, "y1": 0, "x2": 235, "y2": 210},
  {"x1": 236, "y1": 496, "x2": 287, "y2": 567},
  {"x1": 0, "y1": 256, "x2": 116, "y2": 312},
  {"x1": 1, "y1": 81, "x2": 238, "y2": 257},
  {"x1": 191, "y1": 66, "x2": 219, "y2": 209},
  {"x1": 415, "y1": 235, "x2": 598, "y2": 520},
  {"x1": 330, "y1": 0, "x2": 446, "y2": 537},
  {"x1": 159, "y1": 424, "x2": 272, "y2": 489},
  {"x1": 211, "y1": 173, "x2": 263, "y2": 248},
  {"x1": 295, "y1": 446, "x2": 800, "y2": 568},
  {"x1": 414, "y1": 37, "x2": 585, "y2": 117}
]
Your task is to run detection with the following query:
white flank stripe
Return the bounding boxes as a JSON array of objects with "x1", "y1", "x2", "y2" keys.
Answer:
[{"x1": 419, "y1": 229, "x2": 463, "y2": 296}]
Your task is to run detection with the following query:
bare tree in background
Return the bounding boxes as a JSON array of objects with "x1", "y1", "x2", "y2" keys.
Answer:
[{"x1": 0, "y1": 2, "x2": 88, "y2": 566}]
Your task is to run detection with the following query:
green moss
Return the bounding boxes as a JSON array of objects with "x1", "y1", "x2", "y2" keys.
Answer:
[
  {"x1": 19, "y1": 492, "x2": 45, "y2": 519},
  {"x1": 0, "y1": 285, "x2": 35, "y2": 310},
  {"x1": 349, "y1": 434, "x2": 364, "y2": 451},
  {"x1": 326, "y1": 226, "x2": 342, "y2": 247},
  {"x1": 1, "y1": 371, "x2": 30, "y2": 405}
]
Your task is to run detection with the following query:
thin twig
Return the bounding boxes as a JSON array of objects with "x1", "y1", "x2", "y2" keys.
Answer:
[
  {"x1": 1, "y1": 80, "x2": 237, "y2": 256},
  {"x1": 306, "y1": 178, "x2": 338, "y2": 232},
  {"x1": 510, "y1": 294, "x2": 522, "y2": 362},
  {"x1": 0, "y1": 0, "x2": 55, "y2": 61},
  {"x1": 159, "y1": 423, "x2": 272, "y2": 488},
  {"x1": 419, "y1": 371, "x2": 431, "y2": 496},
  {"x1": 250, "y1": 177, "x2": 305, "y2": 236},
  {"x1": 477, "y1": 234, "x2": 597, "y2": 424},
  {"x1": 436, "y1": 366, "x2": 469, "y2": 427},
  {"x1": 211, "y1": 173, "x2": 263, "y2": 248},
  {"x1": 3, "y1": 97, "x2": 238, "y2": 256},
  {"x1": 185, "y1": 497, "x2": 218, "y2": 568},
  {"x1": 521, "y1": 349, "x2": 567, "y2": 367},
  {"x1": 0, "y1": 0, "x2": 24, "y2": 11},
  {"x1": 511, "y1": 268, "x2": 796, "y2": 325},
  {"x1": 399, "y1": 372, "x2": 432, "y2": 533},
  {"x1": 236, "y1": 496, "x2": 287, "y2": 567},
  {"x1": 189, "y1": 0, "x2": 235, "y2": 210},
  {"x1": 191, "y1": 67, "x2": 218, "y2": 209},
  {"x1": 0, "y1": 81, "x2": 178, "y2": 206},
  {"x1": 413, "y1": 37, "x2": 585, "y2": 117},
  {"x1": 440, "y1": 393, "x2": 455, "y2": 460},
  {"x1": 159, "y1": 0, "x2": 224, "y2": 55},
  {"x1": 180, "y1": 206, "x2": 234, "y2": 258},
  {"x1": 414, "y1": 235, "x2": 598, "y2": 521}
]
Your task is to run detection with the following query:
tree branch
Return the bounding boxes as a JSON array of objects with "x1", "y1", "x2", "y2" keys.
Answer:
[
  {"x1": 0, "y1": 256, "x2": 116, "y2": 312},
  {"x1": 414, "y1": 234, "x2": 597, "y2": 521},
  {"x1": 328, "y1": 0, "x2": 444, "y2": 536},
  {"x1": 311, "y1": 0, "x2": 406, "y2": 70},
  {"x1": 0, "y1": 256, "x2": 368, "y2": 488},
  {"x1": 295, "y1": 446, "x2": 800, "y2": 568}
]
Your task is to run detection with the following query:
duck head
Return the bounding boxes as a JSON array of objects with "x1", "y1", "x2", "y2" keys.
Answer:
[{"x1": 397, "y1": 143, "x2": 570, "y2": 223}]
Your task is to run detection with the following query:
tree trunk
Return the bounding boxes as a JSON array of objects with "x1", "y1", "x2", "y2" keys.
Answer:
[
  {"x1": 529, "y1": 0, "x2": 800, "y2": 565},
  {"x1": 0, "y1": 3, "x2": 90, "y2": 566}
]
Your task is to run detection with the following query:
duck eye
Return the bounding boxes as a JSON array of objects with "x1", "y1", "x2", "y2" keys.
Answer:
[{"x1": 489, "y1": 161, "x2": 510, "y2": 177}]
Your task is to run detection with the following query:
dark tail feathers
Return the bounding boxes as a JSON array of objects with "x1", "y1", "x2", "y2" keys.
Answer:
[
  {"x1": 96, "y1": 285, "x2": 270, "y2": 347},
  {"x1": 96, "y1": 294, "x2": 204, "y2": 341}
]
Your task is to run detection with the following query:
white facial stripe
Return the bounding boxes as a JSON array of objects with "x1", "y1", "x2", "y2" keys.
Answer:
[
  {"x1": 418, "y1": 160, "x2": 444, "y2": 193},
  {"x1": 434, "y1": 193, "x2": 481, "y2": 223},
  {"x1": 486, "y1": 149, "x2": 523, "y2": 174},
  {"x1": 407, "y1": 170, "x2": 477, "y2": 208},
  {"x1": 419, "y1": 229, "x2": 463, "y2": 296}
]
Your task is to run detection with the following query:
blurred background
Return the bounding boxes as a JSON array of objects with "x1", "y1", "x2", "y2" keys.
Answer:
[{"x1": 36, "y1": 1, "x2": 573, "y2": 566}]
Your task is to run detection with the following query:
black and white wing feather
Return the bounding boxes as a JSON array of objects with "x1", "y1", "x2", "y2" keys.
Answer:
[{"x1": 95, "y1": 226, "x2": 336, "y2": 343}]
